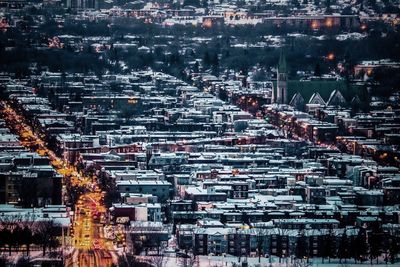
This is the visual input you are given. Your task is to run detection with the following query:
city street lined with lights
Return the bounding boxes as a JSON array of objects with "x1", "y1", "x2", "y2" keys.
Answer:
[{"x1": 0, "y1": 101, "x2": 117, "y2": 267}]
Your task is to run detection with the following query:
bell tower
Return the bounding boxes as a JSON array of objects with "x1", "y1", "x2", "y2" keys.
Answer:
[{"x1": 275, "y1": 49, "x2": 287, "y2": 104}]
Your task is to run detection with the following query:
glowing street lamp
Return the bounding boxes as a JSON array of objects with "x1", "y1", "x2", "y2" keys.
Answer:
[
  {"x1": 325, "y1": 18, "x2": 333, "y2": 28},
  {"x1": 311, "y1": 20, "x2": 319, "y2": 30}
]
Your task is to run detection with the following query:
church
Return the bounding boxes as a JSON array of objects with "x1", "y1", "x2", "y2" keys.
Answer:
[{"x1": 271, "y1": 49, "x2": 362, "y2": 111}]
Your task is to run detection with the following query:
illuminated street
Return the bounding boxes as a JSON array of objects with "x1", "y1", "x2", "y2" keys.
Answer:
[
  {"x1": 1, "y1": 1, "x2": 400, "y2": 266},
  {"x1": 0, "y1": 101, "x2": 117, "y2": 266}
]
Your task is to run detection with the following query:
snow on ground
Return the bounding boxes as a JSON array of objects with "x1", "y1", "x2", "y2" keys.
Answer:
[
  {"x1": 162, "y1": 255, "x2": 396, "y2": 267},
  {"x1": 336, "y1": 33, "x2": 367, "y2": 41}
]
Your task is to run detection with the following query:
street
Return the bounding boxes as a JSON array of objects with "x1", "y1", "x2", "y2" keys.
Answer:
[{"x1": 0, "y1": 101, "x2": 118, "y2": 266}]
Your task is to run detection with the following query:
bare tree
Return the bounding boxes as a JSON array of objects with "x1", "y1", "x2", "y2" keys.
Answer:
[
  {"x1": 275, "y1": 228, "x2": 291, "y2": 262},
  {"x1": 116, "y1": 254, "x2": 143, "y2": 267},
  {"x1": 0, "y1": 255, "x2": 7, "y2": 266},
  {"x1": 0, "y1": 214, "x2": 22, "y2": 255},
  {"x1": 151, "y1": 254, "x2": 165, "y2": 267},
  {"x1": 178, "y1": 251, "x2": 198, "y2": 267},
  {"x1": 33, "y1": 220, "x2": 60, "y2": 256},
  {"x1": 254, "y1": 228, "x2": 266, "y2": 263}
]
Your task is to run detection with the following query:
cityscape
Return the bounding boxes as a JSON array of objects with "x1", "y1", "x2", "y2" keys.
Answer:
[{"x1": 0, "y1": 0, "x2": 399, "y2": 266}]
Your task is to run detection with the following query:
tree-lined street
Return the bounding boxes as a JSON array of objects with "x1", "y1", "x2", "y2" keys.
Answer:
[{"x1": 0, "y1": 101, "x2": 117, "y2": 266}]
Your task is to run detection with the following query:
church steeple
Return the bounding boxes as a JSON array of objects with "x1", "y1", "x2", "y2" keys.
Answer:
[
  {"x1": 278, "y1": 49, "x2": 287, "y2": 73},
  {"x1": 274, "y1": 48, "x2": 288, "y2": 104}
]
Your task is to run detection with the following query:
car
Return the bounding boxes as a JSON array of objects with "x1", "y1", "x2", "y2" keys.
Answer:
[
  {"x1": 93, "y1": 240, "x2": 100, "y2": 250},
  {"x1": 164, "y1": 248, "x2": 175, "y2": 254},
  {"x1": 102, "y1": 253, "x2": 111, "y2": 259}
]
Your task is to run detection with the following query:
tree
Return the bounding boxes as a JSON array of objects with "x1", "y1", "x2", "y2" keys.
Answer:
[
  {"x1": 33, "y1": 220, "x2": 60, "y2": 256},
  {"x1": 321, "y1": 229, "x2": 334, "y2": 263},
  {"x1": 151, "y1": 254, "x2": 166, "y2": 267},
  {"x1": 255, "y1": 228, "x2": 265, "y2": 263},
  {"x1": 178, "y1": 253, "x2": 198, "y2": 267},
  {"x1": 389, "y1": 233, "x2": 399, "y2": 264},
  {"x1": 292, "y1": 0, "x2": 301, "y2": 8},
  {"x1": 326, "y1": 0, "x2": 331, "y2": 10},
  {"x1": 14, "y1": 225, "x2": 24, "y2": 253},
  {"x1": 253, "y1": 68, "x2": 267, "y2": 81},
  {"x1": 203, "y1": 51, "x2": 211, "y2": 66},
  {"x1": 47, "y1": 88, "x2": 55, "y2": 104},
  {"x1": 104, "y1": 188, "x2": 121, "y2": 208},
  {"x1": 0, "y1": 228, "x2": 6, "y2": 253},
  {"x1": 0, "y1": 216, "x2": 22, "y2": 255},
  {"x1": 369, "y1": 223, "x2": 384, "y2": 264},
  {"x1": 353, "y1": 227, "x2": 368, "y2": 262},
  {"x1": 295, "y1": 229, "x2": 307, "y2": 260},
  {"x1": 368, "y1": 0, "x2": 377, "y2": 8},
  {"x1": 211, "y1": 52, "x2": 219, "y2": 76},
  {"x1": 0, "y1": 256, "x2": 7, "y2": 267},
  {"x1": 3, "y1": 228, "x2": 13, "y2": 255},
  {"x1": 193, "y1": 61, "x2": 199, "y2": 73},
  {"x1": 338, "y1": 230, "x2": 349, "y2": 263},
  {"x1": 242, "y1": 211, "x2": 250, "y2": 225},
  {"x1": 343, "y1": 49, "x2": 354, "y2": 81},
  {"x1": 183, "y1": 0, "x2": 200, "y2": 7},
  {"x1": 22, "y1": 226, "x2": 33, "y2": 256},
  {"x1": 314, "y1": 62, "x2": 321, "y2": 77}
]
